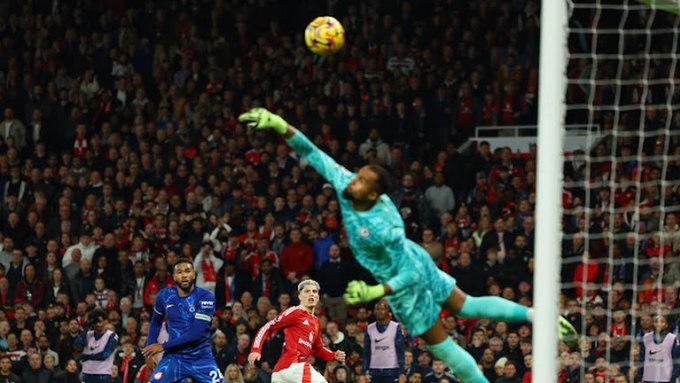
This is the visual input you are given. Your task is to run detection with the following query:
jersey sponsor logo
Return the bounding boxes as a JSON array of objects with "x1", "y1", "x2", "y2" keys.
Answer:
[
  {"x1": 375, "y1": 338, "x2": 386, "y2": 343},
  {"x1": 360, "y1": 228, "x2": 370, "y2": 238},
  {"x1": 303, "y1": 319, "x2": 310, "y2": 326},
  {"x1": 650, "y1": 350, "x2": 662, "y2": 355},
  {"x1": 298, "y1": 338, "x2": 312, "y2": 349},
  {"x1": 200, "y1": 301, "x2": 214, "y2": 308}
]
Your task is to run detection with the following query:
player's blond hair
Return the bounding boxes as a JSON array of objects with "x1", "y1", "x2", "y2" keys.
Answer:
[{"x1": 297, "y1": 279, "x2": 320, "y2": 293}]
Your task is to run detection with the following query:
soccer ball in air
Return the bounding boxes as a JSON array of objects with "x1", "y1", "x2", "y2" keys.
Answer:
[{"x1": 305, "y1": 16, "x2": 345, "y2": 56}]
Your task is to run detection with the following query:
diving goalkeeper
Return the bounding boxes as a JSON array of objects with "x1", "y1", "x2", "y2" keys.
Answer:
[{"x1": 238, "y1": 108, "x2": 577, "y2": 383}]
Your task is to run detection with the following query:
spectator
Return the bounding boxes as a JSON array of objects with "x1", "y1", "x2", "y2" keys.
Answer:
[
  {"x1": 0, "y1": 355, "x2": 20, "y2": 383},
  {"x1": 194, "y1": 234, "x2": 224, "y2": 295},
  {"x1": 212, "y1": 330, "x2": 230, "y2": 374},
  {"x1": 279, "y1": 228, "x2": 313, "y2": 286},
  {"x1": 37, "y1": 334, "x2": 59, "y2": 367},
  {"x1": 424, "y1": 172, "x2": 456, "y2": 218},
  {"x1": 21, "y1": 353, "x2": 52, "y2": 383},
  {"x1": 0, "y1": 108, "x2": 26, "y2": 152},
  {"x1": 225, "y1": 363, "x2": 244, "y2": 383},
  {"x1": 317, "y1": 244, "x2": 351, "y2": 325},
  {"x1": 114, "y1": 339, "x2": 143, "y2": 383}
]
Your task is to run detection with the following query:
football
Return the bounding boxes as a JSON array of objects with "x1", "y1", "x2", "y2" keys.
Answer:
[{"x1": 304, "y1": 16, "x2": 345, "y2": 55}]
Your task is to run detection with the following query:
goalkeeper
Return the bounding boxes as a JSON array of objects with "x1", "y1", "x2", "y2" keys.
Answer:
[{"x1": 239, "y1": 108, "x2": 577, "y2": 383}]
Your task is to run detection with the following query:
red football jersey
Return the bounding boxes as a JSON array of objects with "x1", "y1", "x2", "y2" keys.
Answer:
[{"x1": 251, "y1": 306, "x2": 334, "y2": 371}]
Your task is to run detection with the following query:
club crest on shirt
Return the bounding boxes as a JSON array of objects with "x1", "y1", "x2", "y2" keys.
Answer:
[
  {"x1": 188, "y1": 304, "x2": 195, "y2": 313},
  {"x1": 154, "y1": 372, "x2": 163, "y2": 380},
  {"x1": 359, "y1": 228, "x2": 370, "y2": 238}
]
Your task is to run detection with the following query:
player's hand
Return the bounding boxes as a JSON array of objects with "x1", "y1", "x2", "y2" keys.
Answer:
[
  {"x1": 145, "y1": 356, "x2": 158, "y2": 371},
  {"x1": 248, "y1": 352, "x2": 262, "y2": 366},
  {"x1": 142, "y1": 343, "x2": 164, "y2": 358},
  {"x1": 238, "y1": 108, "x2": 288, "y2": 134},
  {"x1": 343, "y1": 281, "x2": 386, "y2": 304},
  {"x1": 334, "y1": 350, "x2": 346, "y2": 363}
]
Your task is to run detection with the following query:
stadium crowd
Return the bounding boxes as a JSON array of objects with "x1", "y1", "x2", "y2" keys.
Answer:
[{"x1": 0, "y1": 0, "x2": 678, "y2": 382}]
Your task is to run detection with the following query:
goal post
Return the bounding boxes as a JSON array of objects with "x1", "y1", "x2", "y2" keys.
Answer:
[{"x1": 533, "y1": 0, "x2": 568, "y2": 382}]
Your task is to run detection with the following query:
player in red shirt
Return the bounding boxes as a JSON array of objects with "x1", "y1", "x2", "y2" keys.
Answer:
[{"x1": 248, "y1": 280, "x2": 346, "y2": 383}]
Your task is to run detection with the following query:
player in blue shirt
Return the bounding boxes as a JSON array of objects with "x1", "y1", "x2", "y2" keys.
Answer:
[
  {"x1": 239, "y1": 108, "x2": 577, "y2": 383},
  {"x1": 142, "y1": 258, "x2": 224, "y2": 383}
]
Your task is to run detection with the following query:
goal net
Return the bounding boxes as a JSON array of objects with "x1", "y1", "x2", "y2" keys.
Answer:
[{"x1": 559, "y1": 0, "x2": 680, "y2": 382}]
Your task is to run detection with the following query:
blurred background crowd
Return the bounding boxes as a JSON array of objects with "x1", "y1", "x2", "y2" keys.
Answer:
[{"x1": 0, "y1": 0, "x2": 678, "y2": 382}]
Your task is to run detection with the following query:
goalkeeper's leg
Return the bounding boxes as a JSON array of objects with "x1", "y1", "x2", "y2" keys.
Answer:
[
  {"x1": 421, "y1": 320, "x2": 489, "y2": 383},
  {"x1": 443, "y1": 287, "x2": 577, "y2": 348}
]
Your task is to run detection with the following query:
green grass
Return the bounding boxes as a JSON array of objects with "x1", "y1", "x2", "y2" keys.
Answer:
[{"x1": 637, "y1": 0, "x2": 680, "y2": 14}]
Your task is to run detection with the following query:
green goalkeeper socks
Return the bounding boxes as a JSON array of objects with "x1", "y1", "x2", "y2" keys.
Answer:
[
  {"x1": 428, "y1": 337, "x2": 489, "y2": 383},
  {"x1": 458, "y1": 295, "x2": 530, "y2": 322}
]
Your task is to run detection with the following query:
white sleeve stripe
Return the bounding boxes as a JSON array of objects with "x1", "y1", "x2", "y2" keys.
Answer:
[
  {"x1": 195, "y1": 313, "x2": 211, "y2": 321},
  {"x1": 154, "y1": 308, "x2": 163, "y2": 315},
  {"x1": 254, "y1": 306, "x2": 300, "y2": 348},
  {"x1": 253, "y1": 321, "x2": 273, "y2": 348}
]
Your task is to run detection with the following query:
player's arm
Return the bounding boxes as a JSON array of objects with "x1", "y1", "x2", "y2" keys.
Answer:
[
  {"x1": 395, "y1": 324, "x2": 406, "y2": 375},
  {"x1": 239, "y1": 108, "x2": 353, "y2": 191},
  {"x1": 312, "y1": 327, "x2": 336, "y2": 362},
  {"x1": 362, "y1": 329, "x2": 371, "y2": 373},
  {"x1": 250, "y1": 307, "x2": 299, "y2": 354},
  {"x1": 345, "y1": 228, "x2": 417, "y2": 304},
  {"x1": 74, "y1": 324, "x2": 89, "y2": 350},
  {"x1": 671, "y1": 338, "x2": 680, "y2": 383},
  {"x1": 146, "y1": 290, "x2": 165, "y2": 346},
  {"x1": 81, "y1": 333, "x2": 118, "y2": 361},
  {"x1": 161, "y1": 293, "x2": 215, "y2": 352}
]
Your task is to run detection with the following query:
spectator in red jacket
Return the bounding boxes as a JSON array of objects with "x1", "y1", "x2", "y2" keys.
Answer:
[
  {"x1": 279, "y1": 228, "x2": 313, "y2": 285},
  {"x1": 142, "y1": 257, "x2": 174, "y2": 307}
]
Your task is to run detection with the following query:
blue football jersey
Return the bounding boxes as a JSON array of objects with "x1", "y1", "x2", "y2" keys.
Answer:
[{"x1": 152, "y1": 286, "x2": 215, "y2": 357}]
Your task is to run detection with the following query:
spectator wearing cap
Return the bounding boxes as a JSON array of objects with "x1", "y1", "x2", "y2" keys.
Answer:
[
  {"x1": 318, "y1": 244, "x2": 351, "y2": 325},
  {"x1": 194, "y1": 234, "x2": 224, "y2": 295}
]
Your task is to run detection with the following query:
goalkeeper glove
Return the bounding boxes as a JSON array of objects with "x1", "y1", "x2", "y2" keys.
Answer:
[
  {"x1": 238, "y1": 108, "x2": 288, "y2": 134},
  {"x1": 559, "y1": 316, "x2": 579, "y2": 349},
  {"x1": 343, "y1": 280, "x2": 386, "y2": 304}
]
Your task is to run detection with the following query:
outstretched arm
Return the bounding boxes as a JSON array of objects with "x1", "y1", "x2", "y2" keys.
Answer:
[{"x1": 239, "y1": 109, "x2": 354, "y2": 192}]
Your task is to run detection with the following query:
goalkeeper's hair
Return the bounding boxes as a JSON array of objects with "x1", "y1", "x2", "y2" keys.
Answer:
[
  {"x1": 298, "y1": 279, "x2": 321, "y2": 293},
  {"x1": 367, "y1": 164, "x2": 393, "y2": 195}
]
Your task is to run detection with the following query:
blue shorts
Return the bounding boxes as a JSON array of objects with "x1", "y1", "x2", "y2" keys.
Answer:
[
  {"x1": 387, "y1": 270, "x2": 456, "y2": 336},
  {"x1": 149, "y1": 354, "x2": 225, "y2": 383}
]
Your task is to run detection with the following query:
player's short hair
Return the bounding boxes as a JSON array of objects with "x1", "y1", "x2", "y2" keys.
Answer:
[
  {"x1": 366, "y1": 165, "x2": 392, "y2": 195},
  {"x1": 88, "y1": 308, "x2": 107, "y2": 323},
  {"x1": 297, "y1": 279, "x2": 320, "y2": 293},
  {"x1": 173, "y1": 257, "x2": 193, "y2": 271}
]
